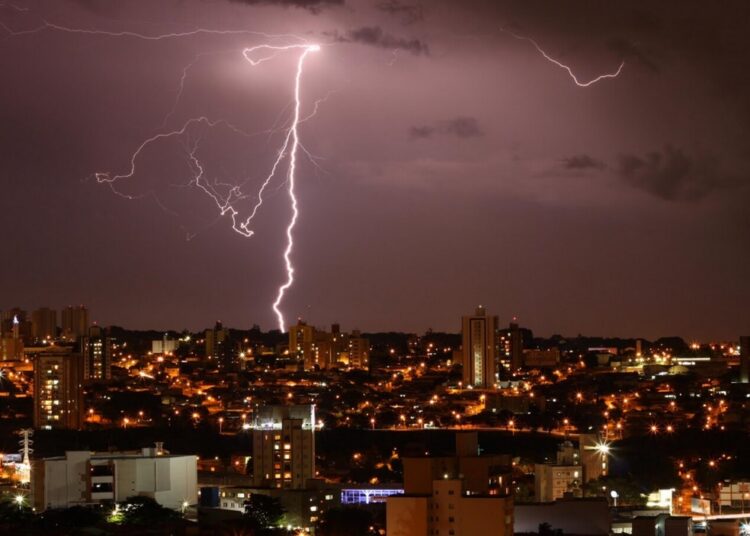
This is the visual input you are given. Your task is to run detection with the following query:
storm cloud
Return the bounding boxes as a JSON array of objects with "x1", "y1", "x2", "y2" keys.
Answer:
[
  {"x1": 409, "y1": 117, "x2": 483, "y2": 140},
  {"x1": 562, "y1": 154, "x2": 606, "y2": 171},
  {"x1": 377, "y1": 0, "x2": 424, "y2": 25},
  {"x1": 226, "y1": 0, "x2": 343, "y2": 10},
  {"x1": 334, "y1": 25, "x2": 428, "y2": 55},
  {"x1": 617, "y1": 145, "x2": 730, "y2": 201}
]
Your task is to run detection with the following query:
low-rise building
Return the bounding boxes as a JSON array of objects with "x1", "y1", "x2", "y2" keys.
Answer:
[{"x1": 31, "y1": 445, "x2": 197, "y2": 512}]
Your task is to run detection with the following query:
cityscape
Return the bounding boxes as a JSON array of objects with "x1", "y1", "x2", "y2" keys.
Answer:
[
  {"x1": 0, "y1": 305, "x2": 748, "y2": 535},
  {"x1": 2, "y1": 1, "x2": 750, "y2": 536}
]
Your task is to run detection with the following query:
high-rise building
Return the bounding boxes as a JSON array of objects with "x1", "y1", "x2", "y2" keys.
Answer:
[
  {"x1": 1, "y1": 307, "x2": 31, "y2": 343},
  {"x1": 740, "y1": 336, "x2": 750, "y2": 384},
  {"x1": 252, "y1": 405, "x2": 315, "y2": 490},
  {"x1": 1, "y1": 313, "x2": 24, "y2": 360},
  {"x1": 205, "y1": 321, "x2": 234, "y2": 370},
  {"x1": 31, "y1": 307, "x2": 57, "y2": 341},
  {"x1": 347, "y1": 331, "x2": 369, "y2": 369},
  {"x1": 1, "y1": 307, "x2": 27, "y2": 334},
  {"x1": 387, "y1": 432, "x2": 513, "y2": 536},
  {"x1": 289, "y1": 320, "x2": 315, "y2": 368},
  {"x1": 509, "y1": 321, "x2": 524, "y2": 370},
  {"x1": 60, "y1": 305, "x2": 89, "y2": 340},
  {"x1": 81, "y1": 325, "x2": 112, "y2": 381},
  {"x1": 461, "y1": 306, "x2": 498, "y2": 388},
  {"x1": 579, "y1": 433, "x2": 609, "y2": 482},
  {"x1": 33, "y1": 350, "x2": 84, "y2": 430}
]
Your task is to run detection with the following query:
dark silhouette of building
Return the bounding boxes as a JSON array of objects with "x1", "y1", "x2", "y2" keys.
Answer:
[
  {"x1": 509, "y1": 322, "x2": 523, "y2": 371},
  {"x1": 740, "y1": 336, "x2": 750, "y2": 383}
]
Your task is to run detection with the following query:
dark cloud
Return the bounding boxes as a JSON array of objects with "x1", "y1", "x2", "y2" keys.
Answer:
[
  {"x1": 335, "y1": 26, "x2": 428, "y2": 55},
  {"x1": 409, "y1": 125, "x2": 434, "y2": 139},
  {"x1": 563, "y1": 154, "x2": 605, "y2": 171},
  {"x1": 226, "y1": 0, "x2": 343, "y2": 12},
  {"x1": 606, "y1": 38, "x2": 660, "y2": 73},
  {"x1": 409, "y1": 117, "x2": 483, "y2": 140},
  {"x1": 617, "y1": 145, "x2": 731, "y2": 201},
  {"x1": 377, "y1": 0, "x2": 424, "y2": 25},
  {"x1": 69, "y1": 0, "x2": 342, "y2": 14}
]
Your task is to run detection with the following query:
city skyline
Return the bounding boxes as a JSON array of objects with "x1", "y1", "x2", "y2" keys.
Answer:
[{"x1": 1, "y1": 1, "x2": 749, "y2": 340}]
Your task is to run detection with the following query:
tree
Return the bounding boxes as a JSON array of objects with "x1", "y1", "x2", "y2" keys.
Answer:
[
  {"x1": 317, "y1": 507, "x2": 373, "y2": 536},
  {"x1": 113, "y1": 496, "x2": 182, "y2": 527},
  {"x1": 36, "y1": 505, "x2": 106, "y2": 533},
  {"x1": 0, "y1": 496, "x2": 33, "y2": 529},
  {"x1": 243, "y1": 494, "x2": 284, "y2": 530}
]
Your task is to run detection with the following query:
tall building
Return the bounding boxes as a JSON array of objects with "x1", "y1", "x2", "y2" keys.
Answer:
[
  {"x1": 33, "y1": 351, "x2": 84, "y2": 430},
  {"x1": 1, "y1": 307, "x2": 27, "y2": 335},
  {"x1": 579, "y1": 433, "x2": 609, "y2": 482},
  {"x1": 81, "y1": 325, "x2": 112, "y2": 381},
  {"x1": 1, "y1": 307, "x2": 31, "y2": 344},
  {"x1": 461, "y1": 306, "x2": 498, "y2": 388},
  {"x1": 252, "y1": 405, "x2": 315, "y2": 490},
  {"x1": 205, "y1": 321, "x2": 234, "y2": 370},
  {"x1": 740, "y1": 336, "x2": 750, "y2": 383},
  {"x1": 31, "y1": 307, "x2": 57, "y2": 341},
  {"x1": 1, "y1": 314, "x2": 24, "y2": 360},
  {"x1": 289, "y1": 320, "x2": 315, "y2": 368},
  {"x1": 509, "y1": 321, "x2": 524, "y2": 370},
  {"x1": 61, "y1": 305, "x2": 89, "y2": 340},
  {"x1": 402, "y1": 432, "x2": 511, "y2": 497},
  {"x1": 347, "y1": 331, "x2": 369, "y2": 369},
  {"x1": 387, "y1": 433, "x2": 513, "y2": 536}
]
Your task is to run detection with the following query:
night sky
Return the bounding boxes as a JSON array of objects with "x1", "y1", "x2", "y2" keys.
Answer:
[{"x1": 1, "y1": 0, "x2": 749, "y2": 339}]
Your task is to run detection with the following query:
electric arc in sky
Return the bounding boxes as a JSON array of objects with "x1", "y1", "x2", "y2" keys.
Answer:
[
  {"x1": 501, "y1": 27, "x2": 624, "y2": 87},
  {"x1": 95, "y1": 43, "x2": 321, "y2": 333},
  {"x1": 1, "y1": 11, "x2": 323, "y2": 332}
]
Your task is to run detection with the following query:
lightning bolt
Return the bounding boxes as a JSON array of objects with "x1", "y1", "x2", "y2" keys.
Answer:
[
  {"x1": 242, "y1": 44, "x2": 321, "y2": 331},
  {"x1": 95, "y1": 44, "x2": 322, "y2": 332},
  {"x1": 0, "y1": 16, "x2": 305, "y2": 44},
  {"x1": 501, "y1": 27, "x2": 624, "y2": 87},
  {"x1": 2, "y1": 9, "x2": 326, "y2": 332}
]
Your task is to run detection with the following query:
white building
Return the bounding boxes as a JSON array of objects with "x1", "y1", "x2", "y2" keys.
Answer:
[{"x1": 31, "y1": 445, "x2": 197, "y2": 512}]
